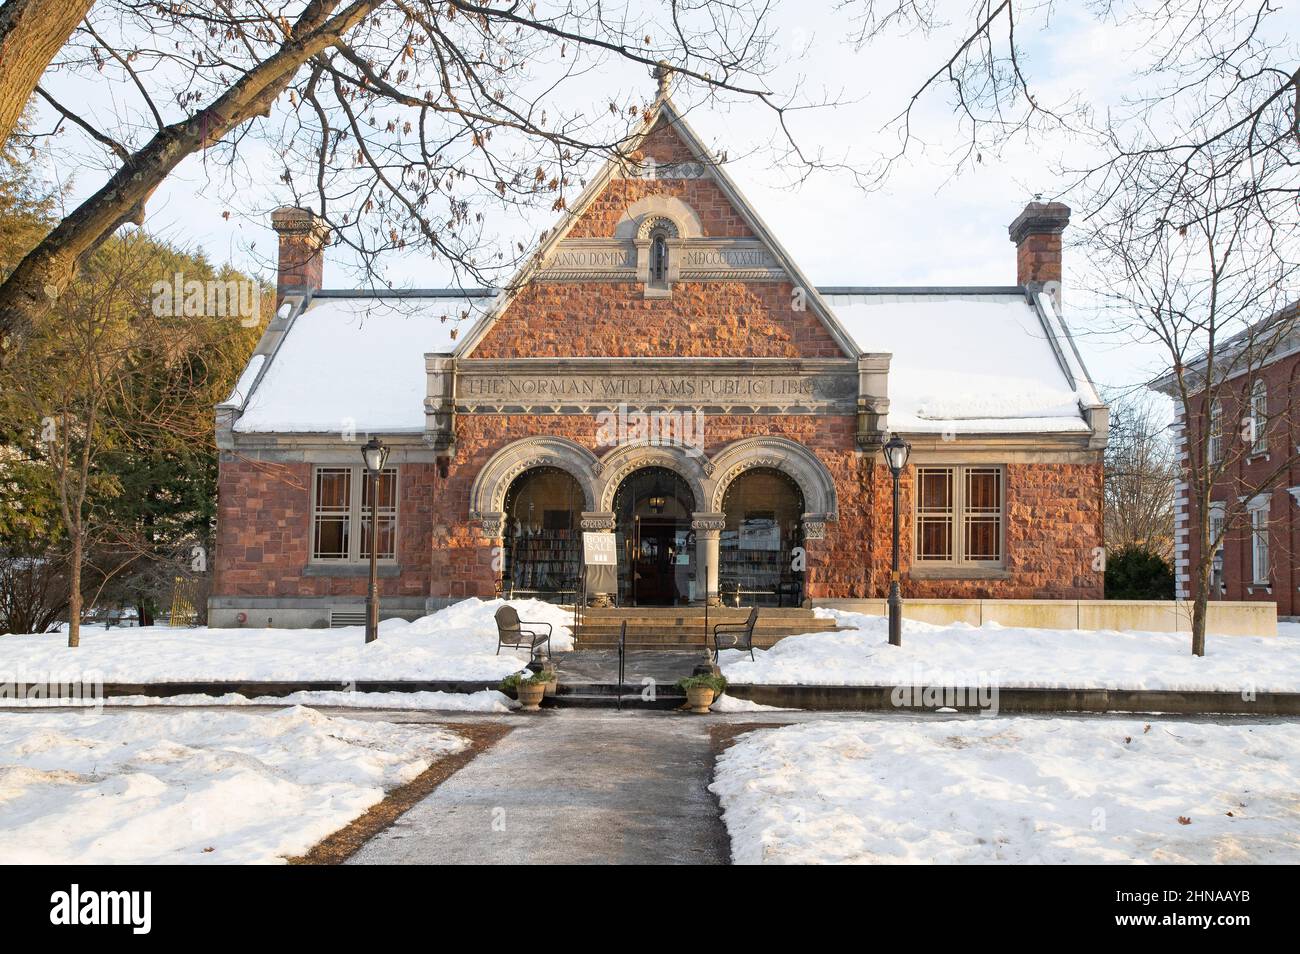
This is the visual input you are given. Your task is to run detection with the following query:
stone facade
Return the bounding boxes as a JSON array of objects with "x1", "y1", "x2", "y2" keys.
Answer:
[
  {"x1": 209, "y1": 98, "x2": 1106, "y2": 626},
  {"x1": 470, "y1": 281, "x2": 843, "y2": 359}
]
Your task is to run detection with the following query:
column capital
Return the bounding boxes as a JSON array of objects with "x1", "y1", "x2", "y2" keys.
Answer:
[
  {"x1": 478, "y1": 511, "x2": 505, "y2": 538},
  {"x1": 690, "y1": 511, "x2": 726, "y2": 533},
  {"x1": 580, "y1": 511, "x2": 616, "y2": 531}
]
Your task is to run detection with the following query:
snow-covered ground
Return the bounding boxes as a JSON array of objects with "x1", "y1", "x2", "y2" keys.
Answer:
[
  {"x1": 712, "y1": 717, "x2": 1300, "y2": 864},
  {"x1": 720, "y1": 610, "x2": 1300, "y2": 692},
  {"x1": 0, "y1": 598, "x2": 571, "y2": 685},
  {"x1": 0, "y1": 707, "x2": 465, "y2": 864}
]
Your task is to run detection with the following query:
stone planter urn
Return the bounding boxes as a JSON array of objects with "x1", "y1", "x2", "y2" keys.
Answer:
[
  {"x1": 540, "y1": 663, "x2": 558, "y2": 697},
  {"x1": 685, "y1": 685, "x2": 716, "y2": 714},
  {"x1": 517, "y1": 681, "x2": 546, "y2": 711}
]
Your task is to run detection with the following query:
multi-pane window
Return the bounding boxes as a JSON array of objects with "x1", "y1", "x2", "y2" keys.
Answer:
[
  {"x1": 312, "y1": 466, "x2": 398, "y2": 562},
  {"x1": 1249, "y1": 381, "x2": 1268, "y2": 454},
  {"x1": 312, "y1": 468, "x2": 352, "y2": 559},
  {"x1": 1208, "y1": 400, "x2": 1223, "y2": 464},
  {"x1": 1208, "y1": 504, "x2": 1225, "y2": 563},
  {"x1": 1250, "y1": 499, "x2": 1270, "y2": 585},
  {"x1": 361, "y1": 469, "x2": 397, "y2": 559},
  {"x1": 915, "y1": 466, "x2": 1004, "y2": 566}
]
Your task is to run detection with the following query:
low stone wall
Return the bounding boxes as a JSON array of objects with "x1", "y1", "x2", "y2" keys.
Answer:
[{"x1": 812, "y1": 598, "x2": 1277, "y2": 637}]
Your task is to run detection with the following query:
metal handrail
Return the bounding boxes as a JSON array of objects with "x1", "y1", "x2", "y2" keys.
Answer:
[{"x1": 616, "y1": 620, "x2": 626, "y2": 711}]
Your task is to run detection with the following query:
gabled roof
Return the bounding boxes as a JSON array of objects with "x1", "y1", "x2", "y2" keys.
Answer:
[
  {"x1": 451, "y1": 95, "x2": 859, "y2": 359},
  {"x1": 827, "y1": 289, "x2": 1100, "y2": 434},
  {"x1": 227, "y1": 291, "x2": 495, "y2": 435}
]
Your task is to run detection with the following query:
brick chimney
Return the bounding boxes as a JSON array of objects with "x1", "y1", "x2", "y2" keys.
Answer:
[
  {"x1": 270, "y1": 206, "x2": 330, "y2": 304},
  {"x1": 1008, "y1": 199, "x2": 1070, "y2": 310}
]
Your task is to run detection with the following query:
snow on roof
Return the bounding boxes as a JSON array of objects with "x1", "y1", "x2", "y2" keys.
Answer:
[
  {"x1": 234, "y1": 293, "x2": 492, "y2": 434},
  {"x1": 824, "y1": 292, "x2": 1091, "y2": 434},
  {"x1": 231, "y1": 289, "x2": 1093, "y2": 436}
]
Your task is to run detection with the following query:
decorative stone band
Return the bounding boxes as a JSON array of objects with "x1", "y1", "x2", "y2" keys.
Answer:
[
  {"x1": 442, "y1": 357, "x2": 861, "y2": 418},
  {"x1": 539, "y1": 238, "x2": 786, "y2": 281},
  {"x1": 617, "y1": 160, "x2": 712, "y2": 180}
]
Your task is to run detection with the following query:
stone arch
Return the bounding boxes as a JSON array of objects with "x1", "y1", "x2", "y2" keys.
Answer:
[
  {"x1": 595, "y1": 443, "x2": 709, "y2": 514},
  {"x1": 707, "y1": 437, "x2": 838, "y2": 525},
  {"x1": 470, "y1": 437, "x2": 598, "y2": 535},
  {"x1": 614, "y1": 195, "x2": 704, "y2": 240},
  {"x1": 637, "y1": 215, "x2": 680, "y2": 240}
]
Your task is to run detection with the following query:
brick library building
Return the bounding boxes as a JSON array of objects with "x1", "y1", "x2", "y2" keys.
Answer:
[{"x1": 210, "y1": 97, "x2": 1109, "y2": 628}]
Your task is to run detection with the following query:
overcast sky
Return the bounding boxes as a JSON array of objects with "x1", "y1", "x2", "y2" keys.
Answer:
[{"x1": 31, "y1": 1, "x2": 1300, "y2": 403}]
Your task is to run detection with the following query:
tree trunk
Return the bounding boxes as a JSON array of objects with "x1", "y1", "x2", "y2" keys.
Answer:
[
  {"x1": 0, "y1": 0, "x2": 95, "y2": 144},
  {"x1": 136, "y1": 596, "x2": 153, "y2": 627},
  {"x1": 1191, "y1": 560, "x2": 1210, "y2": 657},
  {"x1": 66, "y1": 532, "x2": 81, "y2": 647}
]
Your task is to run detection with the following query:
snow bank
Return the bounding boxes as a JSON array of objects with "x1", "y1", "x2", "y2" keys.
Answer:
[
  {"x1": 720, "y1": 610, "x2": 1298, "y2": 692},
  {"x1": 712, "y1": 718, "x2": 1300, "y2": 864},
  {"x1": 0, "y1": 707, "x2": 466, "y2": 864},
  {"x1": 0, "y1": 597, "x2": 571, "y2": 684},
  {"x1": 710, "y1": 694, "x2": 794, "y2": 713}
]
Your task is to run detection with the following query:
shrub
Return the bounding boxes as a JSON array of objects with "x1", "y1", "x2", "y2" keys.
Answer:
[{"x1": 1105, "y1": 545, "x2": 1175, "y2": 600}]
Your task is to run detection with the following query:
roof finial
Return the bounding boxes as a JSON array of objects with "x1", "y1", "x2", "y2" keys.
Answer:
[{"x1": 653, "y1": 60, "x2": 673, "y2": 99}]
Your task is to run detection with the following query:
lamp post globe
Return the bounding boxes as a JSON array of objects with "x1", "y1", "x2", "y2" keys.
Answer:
[
  {"x1": 361, "y1": 437, "x2": 389, "y2": 644},
  {"x1": 881, "y1": 433, "x2": 911, "y2": 646}
]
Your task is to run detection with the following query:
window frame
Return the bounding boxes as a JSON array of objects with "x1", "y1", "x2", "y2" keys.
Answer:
[
  {"x1": 310, "y1": 464, "x2": 400, "y2": 564},
  {"x1": 1207, "y1": 399, "x2": 1223, "y2": 464},
  {"x1": 912, "y1": 464, "x2": 1006, "y2": 569},
  {"x1": 1249, "y1": 380, "x2": 1268, "y2": 455},
  {"x1": 1248, "y1": 495, "x2": 1270, "y2": 585},
  {"x1": 1208, "y1": 501, "x2": 1226, "y2": 564}
]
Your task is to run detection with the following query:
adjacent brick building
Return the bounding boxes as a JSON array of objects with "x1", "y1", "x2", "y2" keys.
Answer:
[
  {"x1": 210, "y1": 95, "x2": 1109, "y2": 627},
  {"x1": 1157, "y1": 321, "x2": 1300, "y2": 618}
]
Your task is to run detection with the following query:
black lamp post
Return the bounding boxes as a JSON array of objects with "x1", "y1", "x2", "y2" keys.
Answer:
[
  {"x1": 882, "y1": 432, "x2": 911, "y2": 647},
  {"x1": 361, "y1": 436, "x2": 390, "y2": 644}
]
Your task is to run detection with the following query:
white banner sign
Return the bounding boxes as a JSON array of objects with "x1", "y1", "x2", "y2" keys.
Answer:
[{"x1": 583, "y1": 532, "x2": 617, "y2": 566}]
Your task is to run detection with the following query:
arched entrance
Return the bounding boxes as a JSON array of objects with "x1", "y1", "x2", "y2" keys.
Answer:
[
  {"x1": 613, "y1": 466, "x2": 696, "y2": 606},
  {"x1": 719, "y1": 467, "x2": 806, "y2": 606},
  {"x1": 502, "y1": 466, "x2": 583, "y2": 602}
]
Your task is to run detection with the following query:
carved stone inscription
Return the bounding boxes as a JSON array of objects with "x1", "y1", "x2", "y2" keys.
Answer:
[{"x1": 454, "y1": 361, "x2": 857, "y2": 413}]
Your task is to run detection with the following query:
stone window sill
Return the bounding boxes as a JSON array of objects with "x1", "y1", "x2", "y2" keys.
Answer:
[
  {"x1": 909, "y1": 565, "x2": 1011, "y2": 581},
  {"x1": 1247, "y1": 452, "x2": 1270, "y2": 464},
  {"x1": 304, "y1": 563, "x2": 401, "y2": 578}
]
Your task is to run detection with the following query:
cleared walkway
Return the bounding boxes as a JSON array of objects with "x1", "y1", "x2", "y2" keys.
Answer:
[{"x1": 347, "y1": 710, "x2": 731, "y2": 865}]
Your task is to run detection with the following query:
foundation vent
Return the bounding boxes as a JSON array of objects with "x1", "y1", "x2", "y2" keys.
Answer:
[{"x1": 328, "y1": 608, "x2": 367, "y2": 628}]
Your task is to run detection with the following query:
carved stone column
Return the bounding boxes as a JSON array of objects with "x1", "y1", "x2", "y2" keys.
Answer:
[
  {"x1": 479, "y1": 512, "x2": 506, "y2": 598},
  {"x1": 800, "y1": 515, "x2": 829, "y2": 605},
  {"x1": 691, "y1": 512, "x2": 725, "y2": 606},
  {"x1": 580, "y1": 511, "x2": 617, "y2": 607}
]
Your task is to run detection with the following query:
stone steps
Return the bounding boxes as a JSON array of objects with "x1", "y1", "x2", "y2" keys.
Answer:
[{"x1": 552, "y1": 682, "x2": 687, "y2": 709}]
